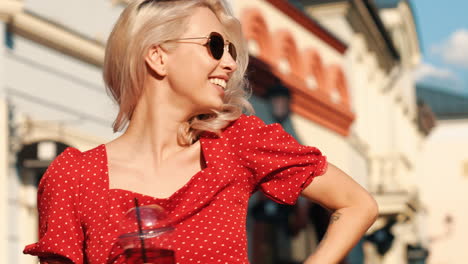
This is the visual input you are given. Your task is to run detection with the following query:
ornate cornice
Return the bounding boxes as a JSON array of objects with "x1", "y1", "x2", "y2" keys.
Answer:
[
  {"x1": 264, "y1": 0, "x2": 347, "y2": 54},
  {"x1": 111, "y1": 0, "x2": 131, "y2": 6},
  {"x1": 7, "y1": 11, "x2": 104, "y2": 67},
  {"x1": 0, "y1": 0, "x2": 104, "y2": 66},
  {"x1": 249, "y1": 56, "x2": 355, "y2": 136},
  {"x1": 243, "y1": 6, "x2": 354, "y2": 136},
  {"x1": 0, "y1": 0, "x2": 23, "y2": 22},
  {"x1": 288, "y1": 78, "x2": 355, "y2": 136}
]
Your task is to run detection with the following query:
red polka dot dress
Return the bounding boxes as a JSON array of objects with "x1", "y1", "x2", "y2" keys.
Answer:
[{"x1": 24, "y1": 114, "x2": 327, "y2": 264}]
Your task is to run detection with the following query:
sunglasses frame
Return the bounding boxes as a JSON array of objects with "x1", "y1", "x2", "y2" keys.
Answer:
[
  {"x1": 137, "y1": 1, "x2": 237, "y2": 61},
  {"x1": 165, "y1": 32, "x2": 237, "y2": 61}
]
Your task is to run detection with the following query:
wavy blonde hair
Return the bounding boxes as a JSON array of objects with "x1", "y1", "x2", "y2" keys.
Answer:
[{"x1": 103, "y1": 0, "x2": 253, "y2": 145}]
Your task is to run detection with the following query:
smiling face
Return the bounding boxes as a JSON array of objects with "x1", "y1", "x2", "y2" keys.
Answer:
[{"x1": 163, "y1": 6, "x2": 238, "y2": 115}]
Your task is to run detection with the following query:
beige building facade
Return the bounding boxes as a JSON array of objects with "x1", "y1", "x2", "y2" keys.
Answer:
[
  {"x1": 303, "y1": 0, "x2": 430, "y2": 263},
  {"x1": 1, "y1": 1, "x2": 120, "y2": 263},
  {"x1": 416, "y1": 85, "x2": 468, "y2": 263},
  {"x1": 418, "y1": 119, "x2": 468, "y2": 263}
]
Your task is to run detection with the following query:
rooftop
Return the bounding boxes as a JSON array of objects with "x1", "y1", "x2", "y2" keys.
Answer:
[
  {"x1": 416, "y1": 84, "x2": 468, "y2": 120},
  {"x1": 375, "y1": 0, "x2": 401, "y2": 8}
]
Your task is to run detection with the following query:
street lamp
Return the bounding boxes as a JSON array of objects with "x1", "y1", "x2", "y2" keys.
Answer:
[{"x1": 268, "y1": 82, "x2": 291, "y2": 124}]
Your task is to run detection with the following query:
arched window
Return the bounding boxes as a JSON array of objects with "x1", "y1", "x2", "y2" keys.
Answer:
[
  {"x1": 241, "y1": 9, "x2": 274, "y2": 62},
  {"x1": 17, "y1": 140, "x2": 72, "y2": 187},
  {"x1": 327, "y1": 65, "x2": 350, "y2": 108},
  {"x1": 304, "y1": 49, "x2": 326, "y2": 94},
  {"x1": 275, "y1": 30, "x2": 303, "y2": 78}
]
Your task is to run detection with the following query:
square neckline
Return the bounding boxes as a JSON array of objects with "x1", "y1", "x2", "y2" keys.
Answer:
[{"x1": 101, "y1": 136, "x2": 210, "y2": 201}]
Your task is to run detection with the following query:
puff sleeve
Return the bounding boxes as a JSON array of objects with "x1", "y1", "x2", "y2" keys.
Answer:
[
  {"x1": 23, "y1": 147, "x2": 85, "y2": 264},
  {"x1": 229, "y1": 115, "x2": 328, "y2": 205}
]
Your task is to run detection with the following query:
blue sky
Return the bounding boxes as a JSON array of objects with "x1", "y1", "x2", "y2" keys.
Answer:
[{"x1": 411, "y1": 0, "x2": 468, "y2": 95}]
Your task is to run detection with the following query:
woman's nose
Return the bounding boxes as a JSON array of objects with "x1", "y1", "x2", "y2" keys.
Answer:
[{"x1": 220, "y1": 46, "x2": 238, "y2": 73}]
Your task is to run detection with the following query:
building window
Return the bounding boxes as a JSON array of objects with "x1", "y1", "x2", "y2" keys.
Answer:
[
  {"x1": 278, "y1": 58, "x2": 291, "y2": 75},
  {"x1": 17, "y1": 141, "x2": 72, "y2": 186},
  {"x1": 305, "y1": 75, "x2": 318, "y2": 90},
  {"x1": 5, "y1": 28, "x2": 14, "y2": 49},
  {"x1": 248, "y1": 39, "x2": 261, "y2": 57},
  {"x1": 330, "y1": 89, "x2": 342, "y2": 104}
]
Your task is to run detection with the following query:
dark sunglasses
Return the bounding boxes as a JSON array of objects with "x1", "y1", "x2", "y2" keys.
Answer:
[{"x1": 166, "y1": 32, "x2": 237, "y2": 61}]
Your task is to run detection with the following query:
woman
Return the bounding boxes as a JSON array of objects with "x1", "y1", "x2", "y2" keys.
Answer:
[{"x1": 24, "y1": 0, "x2": 378, "y2": 263}]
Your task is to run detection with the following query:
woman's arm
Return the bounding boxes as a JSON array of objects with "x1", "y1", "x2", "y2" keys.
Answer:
[{"x1": 301, "y1": 163, "x2": 379, "y2": 263}]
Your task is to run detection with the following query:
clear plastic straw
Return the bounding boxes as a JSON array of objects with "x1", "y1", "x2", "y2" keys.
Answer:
[{"x1": 134, "y1": 198, "x2": 148, "y2": 263}]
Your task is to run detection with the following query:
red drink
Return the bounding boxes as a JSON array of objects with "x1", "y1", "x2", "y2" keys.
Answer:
[{"x1": 124, "y1": 248, "x2": 175, "y2": 264}]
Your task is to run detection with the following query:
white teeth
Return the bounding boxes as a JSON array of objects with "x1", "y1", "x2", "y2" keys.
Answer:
[{"x1": 209, "y1": 78, "x2": 227, "y2": 89}]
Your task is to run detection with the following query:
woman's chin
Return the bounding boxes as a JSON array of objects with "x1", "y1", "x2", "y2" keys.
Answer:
[
  {"x1": 193, "y1": 101, "x2": 224, "y2": 116},
  {"x1": 205, "y1": 98, "x2": 225, "y2": 111}
]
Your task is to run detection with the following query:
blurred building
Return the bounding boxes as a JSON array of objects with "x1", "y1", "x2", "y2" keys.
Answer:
[
  {"x1": 0, "y1": 1, "x2": 120, "y2": 263},
  {"x1": 231, "y1": 1, "x2": 354, "y2": 263},
  {"x1": 0, "y1": 0, "x2": 434, "y2": 263},
  {"x1": 295, "y1": 0, "x2": 432, "y2": 263},
  {"x1": 416, "y1": 84, "x2": 468, "y2": 263}
]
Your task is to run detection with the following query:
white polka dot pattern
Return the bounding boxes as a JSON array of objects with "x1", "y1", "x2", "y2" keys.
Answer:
[{"x1": 23, "y1": 114, "x2": 327, "y2": 264}]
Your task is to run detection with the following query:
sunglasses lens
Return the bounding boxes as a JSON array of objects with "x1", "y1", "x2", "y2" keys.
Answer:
[
  {"x1": 208, "y1": 33, "x2": 237, "y2": 61},
  {"x1": 209, "y1": 34, "x2": 224, "y2": 60},
  {"x1": 228, "y1": 43, "x2": 237, "y2": 61}
]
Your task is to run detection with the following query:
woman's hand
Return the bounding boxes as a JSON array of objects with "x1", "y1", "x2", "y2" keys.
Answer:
[{"x1": 301, "y1": 163, "x2": 379, "y2": 263}]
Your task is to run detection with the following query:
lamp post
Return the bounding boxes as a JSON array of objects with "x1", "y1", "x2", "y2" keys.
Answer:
[{"x1": 268, "y1": 82, "x2": 291, "y2": 124}]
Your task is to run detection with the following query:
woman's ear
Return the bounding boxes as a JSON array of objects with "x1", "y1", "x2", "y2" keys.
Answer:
[{"x1": 145, "y1": 45, "x2": 167, "y2": 77}]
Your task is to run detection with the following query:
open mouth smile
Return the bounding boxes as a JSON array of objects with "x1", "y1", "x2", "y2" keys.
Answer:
[{"x1": 209, "y1": 78, "x2": 227, "y2": 90}]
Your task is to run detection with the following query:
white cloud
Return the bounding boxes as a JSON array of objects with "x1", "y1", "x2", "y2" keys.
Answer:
[
  {"x1": 413, "y1": 63, "x2": 458, "y2": 82},
  {"x1": 431, "y1": 29, "x2": 468, "y2": 68},
  {"x1": 413, "y1": 63, "x2": 466, "y2": 93}
]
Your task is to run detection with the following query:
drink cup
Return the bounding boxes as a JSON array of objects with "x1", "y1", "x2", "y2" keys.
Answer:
[{"x1": 116, "y1": 201, "x2": 175, "y2": 264}]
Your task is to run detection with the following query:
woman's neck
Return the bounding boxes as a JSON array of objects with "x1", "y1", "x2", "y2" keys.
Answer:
[{"x1": 115, "y1": 90, "x2": 195, "y2": 166}]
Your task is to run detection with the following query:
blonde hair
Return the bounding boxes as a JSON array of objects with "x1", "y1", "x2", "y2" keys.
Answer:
[{"x1": 103, "y1": 0, "x2": 253, "y2": 145}]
